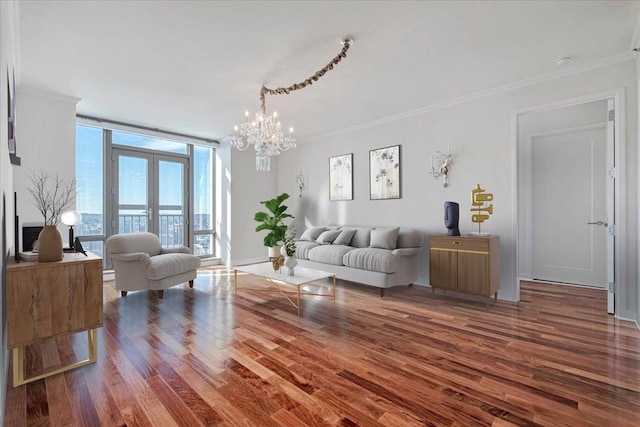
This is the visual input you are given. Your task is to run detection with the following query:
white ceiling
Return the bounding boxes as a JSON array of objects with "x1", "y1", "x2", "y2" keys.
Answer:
[{"x1": 17, "y1": 1, "x2": 640, "y2": 142}]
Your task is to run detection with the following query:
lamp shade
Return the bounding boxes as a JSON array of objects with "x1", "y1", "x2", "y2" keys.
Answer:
[{"x1": 61, "y1": 210, "x2": 82, "y2": 226}]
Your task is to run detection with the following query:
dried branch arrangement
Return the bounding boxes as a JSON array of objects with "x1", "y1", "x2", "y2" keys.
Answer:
[{"x1": 29, "y1": 170, "x2": 76, "y2": 225}]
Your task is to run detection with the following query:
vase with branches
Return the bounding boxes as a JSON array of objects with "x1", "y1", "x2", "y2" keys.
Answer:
[{"x1": 29, "y1": 170, "x2": 76, "y2": 261}]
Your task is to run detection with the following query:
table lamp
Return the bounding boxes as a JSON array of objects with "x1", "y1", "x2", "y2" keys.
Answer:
[{"x1": 61, "y1": 210, "x2": 82, "y2": 249}]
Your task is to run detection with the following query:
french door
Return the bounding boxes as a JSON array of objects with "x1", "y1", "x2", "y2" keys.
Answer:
[{"x1": 112, "y1": 148, "x2": 189, "y2": 248}]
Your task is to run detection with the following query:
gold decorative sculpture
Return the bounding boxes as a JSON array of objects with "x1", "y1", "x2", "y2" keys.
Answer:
[{"x1": 470, "y1": 184, "x2": 493, "y2": 235}]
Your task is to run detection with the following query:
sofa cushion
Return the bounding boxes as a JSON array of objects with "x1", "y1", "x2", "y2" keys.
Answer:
[
  {"x1": 308, "y1": 245, "x2": 353, "y2": 266},
  {"x1": 397, "y1": 228, "x2": 425, "y2": 248},
  {"x1": 146, "y1": 253, "x2": 202, "y2": 280},
  {"x1": 333, "y1": 228, "x2": 357, "y2": 246},
  {"x1": 299, "y1": 226, "x2": 326, "y2": 242},
  {"x1": 370, "y1": 227, "x2": 400, "y2": 250},
  {"x1": 316, "y1": 230, "x2": 341, "y2": 244},
  {"x1": 343, "y1": 248, "x2": 399, "y2": 273},
  {"x1": 349, "y1": 227, "x2": 373, "y2": 248},
  {"x1": 295, "y1": 241, "x2": 320, "y2": 259}
]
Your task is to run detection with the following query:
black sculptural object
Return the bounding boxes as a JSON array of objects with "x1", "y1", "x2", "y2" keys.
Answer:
[{"x1": 444, "y1": 201, "x2": 460, "y2": 236}]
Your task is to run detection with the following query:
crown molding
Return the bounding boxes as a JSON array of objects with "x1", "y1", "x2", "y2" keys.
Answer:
[
  {"x1": 302, "y1": 52, "x2": 635, "y2": 144},
  {"x1": 17, "y1": 86, "x2": 81, "y2": 104}
]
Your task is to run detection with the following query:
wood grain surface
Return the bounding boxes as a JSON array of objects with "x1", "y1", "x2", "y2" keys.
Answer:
[{"x1": 4, "y1": 267, "x2": 639, "y2": 426}]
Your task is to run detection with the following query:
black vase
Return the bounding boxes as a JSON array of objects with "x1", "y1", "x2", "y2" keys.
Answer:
[{"x1": 444, "y1": 201, "x2": 460, "y2": 236}]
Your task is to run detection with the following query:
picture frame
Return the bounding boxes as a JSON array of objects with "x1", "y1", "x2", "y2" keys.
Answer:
[
  {"x1": 369, "y1": 145, "x2": 401, "y2": 200},
  {"x1": 329, "y1": 153, "x2": 353, "y2": 201}
]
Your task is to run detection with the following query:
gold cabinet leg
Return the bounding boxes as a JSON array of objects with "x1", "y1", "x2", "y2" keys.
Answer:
[{"x1": 12, "y1": 329, "x2": 99, "y2": 387}]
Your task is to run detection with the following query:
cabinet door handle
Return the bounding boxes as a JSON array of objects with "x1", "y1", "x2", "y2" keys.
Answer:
[{"x1": 453, "y1": 241, "x2": 462, "y2": 245}]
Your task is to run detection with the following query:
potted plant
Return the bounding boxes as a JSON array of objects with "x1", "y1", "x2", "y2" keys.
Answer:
[
  {"x1": 282, "y1": 228, "x2": 298, "y2": 276},
  {"x1": 254, "y1": 192, "x2": 293, "y2": 258},
  {"x1": 29, "y1": 170, "x2": 76, "y2": 262}
]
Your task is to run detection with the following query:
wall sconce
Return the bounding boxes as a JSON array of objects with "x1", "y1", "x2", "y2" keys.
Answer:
[
  {"x1": 295, "y1": 170, "x2": 305, "y2": 198},
  {"x1": 430, "y1": 143, "x2": 453, "y2": 187}
]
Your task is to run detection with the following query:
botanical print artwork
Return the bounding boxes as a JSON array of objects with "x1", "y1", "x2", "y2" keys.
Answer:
[
  {"x1": 329, "y1": 153, "x2": 353, "y2": 201},
  {"x1": 369, "y1": 145, "x2": 400, "y2": 200}
]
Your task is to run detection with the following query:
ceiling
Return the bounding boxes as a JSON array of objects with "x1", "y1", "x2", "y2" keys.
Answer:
[{"x1": 17, "y1": 1, "x2": 640, "y2": 143}]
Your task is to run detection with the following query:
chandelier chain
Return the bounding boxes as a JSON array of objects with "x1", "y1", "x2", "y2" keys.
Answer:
[{"x1": 259, "y1": 39, "x2": 352, "y2": 113}]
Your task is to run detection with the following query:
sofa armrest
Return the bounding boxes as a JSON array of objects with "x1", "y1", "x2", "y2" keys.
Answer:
[
  {"x1": 160, "y1": 246, "x2": 193, "y2": 255},
  {"x1": 111, "y1": 252, "x2": 151, "y2": 264},
  {"x1": 391, "y1": 247, "x2": 421, "y2": 258}
]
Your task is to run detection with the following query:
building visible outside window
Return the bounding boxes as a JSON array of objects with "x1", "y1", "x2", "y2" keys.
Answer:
[{"x1": 193, "y1": 145, "x2": 214, "y2": 256}]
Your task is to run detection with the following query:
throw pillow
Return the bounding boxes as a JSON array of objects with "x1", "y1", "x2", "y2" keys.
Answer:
[
  {"x1": 316, "y1": 230, "x2": 341, "y2": 244},
  {"x1": 332, "y1": 228, "x2": 357, "y2": 246},
  {"x1": 299, "y1": 226, "x2": 326, "y2": 241},
  {"x1": 370, "y1": 227, "x2": 400, "y2": 250}
]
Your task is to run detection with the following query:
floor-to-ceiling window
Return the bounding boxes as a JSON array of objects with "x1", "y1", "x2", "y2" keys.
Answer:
[{"x1": 75, "y1": 123, "x2": 216, "y2": 267}]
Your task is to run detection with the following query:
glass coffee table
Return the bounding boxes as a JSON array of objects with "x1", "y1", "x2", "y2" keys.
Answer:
[{"x1": 233, "y1": 262, "x2": 336, "y2": 317}]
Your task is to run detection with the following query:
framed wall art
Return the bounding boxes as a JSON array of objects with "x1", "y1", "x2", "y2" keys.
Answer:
[
  {"x1": 369, "y1": 145, "x2": 401, "y2": 200},
  {"x1": 329, "y1": 153, "x2": 353, "y2": 201}
]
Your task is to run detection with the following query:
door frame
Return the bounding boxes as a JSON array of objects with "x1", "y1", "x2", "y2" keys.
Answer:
[{"x1": 511, "y1": 88, "x2": 626, "y2": 317}]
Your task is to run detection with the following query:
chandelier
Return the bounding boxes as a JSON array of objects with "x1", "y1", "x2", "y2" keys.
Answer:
[{"x1": 230, "y1": 37, "x2": 353, "y2": 172}]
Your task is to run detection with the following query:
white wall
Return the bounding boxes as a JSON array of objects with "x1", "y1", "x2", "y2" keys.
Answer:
[
  {"x1": 225, "y1": 147, "x2": 278, "y2": 265},
  {"x1": 13, "y1": 88, "x2": 79, "y2": 245},
  {"x1": 276, "y1": 60, "x2": 638, "y2": 320}
]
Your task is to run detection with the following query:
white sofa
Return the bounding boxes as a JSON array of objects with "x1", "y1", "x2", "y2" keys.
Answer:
[{"x1": 295, "y1": 226, "x2": 424, "y2": 297}]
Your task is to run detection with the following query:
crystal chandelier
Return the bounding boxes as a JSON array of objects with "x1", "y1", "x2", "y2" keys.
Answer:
[{"x1": 230, "y1": 38, "x2": 353, "y2": 172}]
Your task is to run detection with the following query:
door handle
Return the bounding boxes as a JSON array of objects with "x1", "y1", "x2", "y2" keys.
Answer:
[{"x1": 587, "y1": 221, "x2": 607, "y2": 226}]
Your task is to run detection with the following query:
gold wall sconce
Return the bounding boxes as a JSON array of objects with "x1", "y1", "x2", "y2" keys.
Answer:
[{"x1": 295, "y1": 170, "x2": 305, "y2": 198}]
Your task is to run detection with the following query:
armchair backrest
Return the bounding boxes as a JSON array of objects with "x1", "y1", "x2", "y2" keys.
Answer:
[{"x1": 106, "y1": 232, "x2": 162, "y2": 256}]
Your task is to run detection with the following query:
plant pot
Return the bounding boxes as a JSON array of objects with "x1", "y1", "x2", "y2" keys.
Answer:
[
  {"x1": 37, "y1": 225, "x2": 63, "y2": 262},
  {"x1": 268, "y1": 245, "x2": 282, "y2": 259},
  {"x1": 284, "y1": 256, "x2": 297, "y2": 276}
]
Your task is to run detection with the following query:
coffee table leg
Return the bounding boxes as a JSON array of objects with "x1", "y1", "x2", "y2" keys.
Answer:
[
  {"x1": 297, "y1": 286, "x2": 301, "y2": 318},
  {"x1": 332, "y1": 275, "x2": 336, "y2": 304},
  {"x1": 234, "y1": 269, "x2": 237, "y2": 294}
]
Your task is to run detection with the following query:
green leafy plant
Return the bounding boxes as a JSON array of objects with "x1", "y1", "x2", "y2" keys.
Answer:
[{"x1": 254, "y1": 193, "x2": 293, "y2": 247}]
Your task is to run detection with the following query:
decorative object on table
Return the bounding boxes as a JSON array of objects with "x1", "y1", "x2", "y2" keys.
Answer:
[
  {"x1": 254, "y1": 192, "x2": 293, "y2": 258},
  {"x1": 282, "y1": 228, "x2": 298, "y2": 276},
  {"x1": 22, "y1": 224, "x2": 43, "y2": 252},
  {"x1": 444, "y1": 201, "x2": 460, "y2": 236},
  {"x1": 28, "y1": 171, "x2": 76, "y2": 262},
  {"x1": 329, "y1": 153, "x2": 353, "y2": 201},
  {"x1": 370, "y1": 145, "x2": 401, "y2": 200},
  {"x1": 229, "y1": 37, "x2": 353, "y2": 172},
  {"x1": 430, "y1": 143, "x2": 453, "y2": 187},
  {"x1": 295, "y1": 170, "x2": 305, "y2": 198},
  {"x1": 61, "y1": 209, "x2": 82, "y2": 250},
  {"x1": 73, "y1": 237, "x2": 87, "y2": 256},
  {"x1": 470, "y1": 184, "x2": 494, "y2": 236},
  {"x1": 272, "y1": 254, "x2": 285, "y2": 271}
]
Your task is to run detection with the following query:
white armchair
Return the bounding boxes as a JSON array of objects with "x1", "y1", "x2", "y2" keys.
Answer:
[{"x1": 106, "y1": 232, "x2": 201, "y2": 299}]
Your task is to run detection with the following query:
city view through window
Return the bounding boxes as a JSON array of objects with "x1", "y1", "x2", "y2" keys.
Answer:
[{"x1": 76, "y1": 125, "x2": 214, "y2": 259}]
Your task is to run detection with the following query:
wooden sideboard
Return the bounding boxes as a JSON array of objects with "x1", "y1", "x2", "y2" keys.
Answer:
[
  {"x1": 6, "y1": 252, "x2": 103, "y2": 386},
  {"x1": 429, "y1": 235, "x2": 500, "y2": 308}
]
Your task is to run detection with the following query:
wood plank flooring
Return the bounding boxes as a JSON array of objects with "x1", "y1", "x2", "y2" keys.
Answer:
[{"x1": 4, "y1": 268, "x2": 640, "y2": 426}]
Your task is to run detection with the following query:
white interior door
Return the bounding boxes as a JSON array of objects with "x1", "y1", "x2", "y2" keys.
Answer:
[{"x1": 532, "y1": 126, "x2": 607, "y2": 287}]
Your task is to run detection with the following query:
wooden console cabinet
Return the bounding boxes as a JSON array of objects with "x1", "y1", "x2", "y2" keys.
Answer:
[
  {"x1": 6, "y1": 252, "x2": 103, "y2": 386},
  {"x1": 429, "y1": 235, "x2": 500, "y2": 308}
]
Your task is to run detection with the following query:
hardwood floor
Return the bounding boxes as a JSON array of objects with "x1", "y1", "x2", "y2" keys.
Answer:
[{"x1": 4, "y1": 268, "x2": 640, "y2": 426}]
